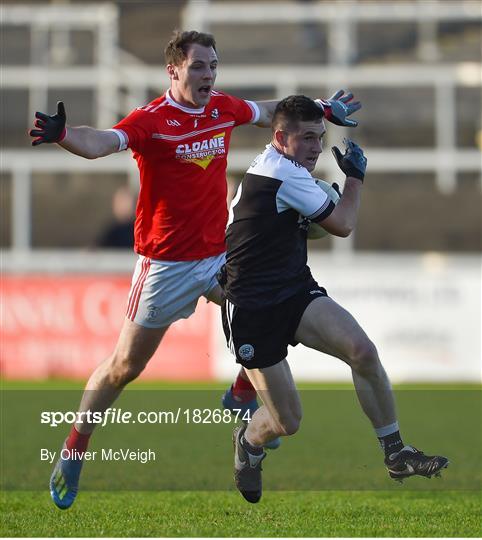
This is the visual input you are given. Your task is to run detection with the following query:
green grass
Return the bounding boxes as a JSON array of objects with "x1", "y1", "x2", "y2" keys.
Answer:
[
  {"x1": 1, "y1": 490, "x2": 480, "y2": 537},
  {"x1": 1, "y1": 380, "x2": 481, "y2": 536}
]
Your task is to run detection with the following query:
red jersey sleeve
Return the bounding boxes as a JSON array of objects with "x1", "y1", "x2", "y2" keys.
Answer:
[
  {"x1": 112, "y1": 108, "x2": 153, "y2": 154},
  {"x1": 223, "y1": 94, "x2": 260, "y2": 126}
]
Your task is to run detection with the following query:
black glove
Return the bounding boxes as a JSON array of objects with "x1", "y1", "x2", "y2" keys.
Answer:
[
  {"x1": 331, "y1": 138, "x2": 367, "y2": 181},
  {"x1": 317, "y1": 90, "x2": 361, "y2": 127},
  {"x1": 29, "y1": 101, "x2": 66, "y2": 146}
]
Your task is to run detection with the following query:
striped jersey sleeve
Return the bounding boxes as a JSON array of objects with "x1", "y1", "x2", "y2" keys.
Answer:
[{"x1": 276, "y1": 170, "x2": 335, "y2": 222}]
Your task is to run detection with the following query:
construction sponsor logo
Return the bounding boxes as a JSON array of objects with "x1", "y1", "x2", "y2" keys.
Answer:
[{"x1": 175, "y1": 132, "x2": 226, "y2": 169}]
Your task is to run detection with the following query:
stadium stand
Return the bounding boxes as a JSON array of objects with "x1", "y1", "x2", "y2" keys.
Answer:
[
  {"x1": 1, "y1": 0, "x2": 480, "y2": 384},
  {"x1": 1, "y1": 0, "x2": 480, "y2": 252}
]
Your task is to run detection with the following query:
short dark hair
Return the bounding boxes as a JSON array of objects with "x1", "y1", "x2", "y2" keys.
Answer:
[
  {"x1": 272, "y1": 95, "x2": 324, "y2": 132},
  {"x1": 164, "y1": 30, "x2": 217, "y2": 66}
]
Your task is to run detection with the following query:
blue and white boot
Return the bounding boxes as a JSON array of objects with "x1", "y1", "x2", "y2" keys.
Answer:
[{"x1": 49, "y1": 442, "x2": 83, "y2": 509}]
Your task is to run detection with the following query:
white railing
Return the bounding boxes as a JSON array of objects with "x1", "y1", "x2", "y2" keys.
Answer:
[
  {"x1": 1, "y1": 2, "x2": 481, "y2": 253},
  {"x1": 182, "y1": 0, "x2": 482, "y2": 65},
  {"x1": 1, "y1": 3, "x2": 120, "y2": 128}
]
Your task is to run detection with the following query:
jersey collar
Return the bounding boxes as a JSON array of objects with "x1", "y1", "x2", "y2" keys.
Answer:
[
  {"x1": 166, "y1": 89, "x2": 206, "y2": 114},
  {"x1": 268, "y1": 143, "x2": 305, "y2": 170}
]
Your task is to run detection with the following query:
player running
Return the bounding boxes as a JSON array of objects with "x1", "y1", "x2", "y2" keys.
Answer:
[
  {"x1": 29, "y1": 30, "x2": 360, "y2": 509},
  {"x1": 220, "y1": 95, "x2": 449, "y2": 504}
]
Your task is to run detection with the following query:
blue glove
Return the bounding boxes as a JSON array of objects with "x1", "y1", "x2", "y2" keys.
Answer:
[
  {"x1": 317, "y1": 90, "x2": 361, "y2": 127},
  {"x1": 331, "y1": 138, "x2": 367, "y2": 181}
]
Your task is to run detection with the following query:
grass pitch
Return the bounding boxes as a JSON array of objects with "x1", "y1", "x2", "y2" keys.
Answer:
[
  {"x1": 1, "y1": 380, "x2": 480, "y2": 537},
  {"x1": 2, "y1": 490, "x2": 480, "y2": 537}
]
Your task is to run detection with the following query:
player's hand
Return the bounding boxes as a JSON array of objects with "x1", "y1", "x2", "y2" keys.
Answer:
[
  {"x1": 331, "y1": 138, "x2": 367, "y2": 181},
  {"x1": 29, "y1": 101, "x2": 67, "y2": 146},
  {"x1": 317, "y1": 90, "x2": 361, "y2": 128}
]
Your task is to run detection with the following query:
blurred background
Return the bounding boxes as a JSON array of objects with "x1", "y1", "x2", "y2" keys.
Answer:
[{"x1": 1, "y1": 0, "x2": 481, "y2": 383}]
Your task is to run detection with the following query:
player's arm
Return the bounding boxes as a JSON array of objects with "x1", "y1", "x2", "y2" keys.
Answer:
[
  {"x1": 29, "y1": 101, "x2": 119, "y2": 159},
  {"x1": 253, "y1": 90, "x2": 361, "y2": 128},
  {"x1": 315, "y1": 139, "x2": 367, "y2": 237},
  {"x1": 60, "y1": 127, "x2": 120, "y2": 159},
  {"x1": 252, "y1": 100, "x2": 279, "y2": 127},
  {"x1": 317, "y1": 177, "x2": 362, "y2": 237}
]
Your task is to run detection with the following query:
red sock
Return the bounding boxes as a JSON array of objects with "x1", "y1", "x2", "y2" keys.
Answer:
[
  {"x1": 65, "y1": 425, "x2": 91, "y2": 453},
  {"x1": 231, "y1": 372, "x2": 256, "y2": 402}
]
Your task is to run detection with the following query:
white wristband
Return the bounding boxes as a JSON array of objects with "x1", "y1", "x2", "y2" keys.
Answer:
[{"x1": 107, "y1": 128, "x2": 128, "y2": 152}]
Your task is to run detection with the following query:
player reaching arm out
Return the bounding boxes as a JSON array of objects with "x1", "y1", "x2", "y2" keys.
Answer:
[
  {"x1": 29, "y1": 101, "x2": 120, "y2": 159},
  {"x1": 254, "y1": 90, "x2": 361, "y2": 128},
  {"x1": 29, "y1": 92, "x2": 361, "y2": 156}
]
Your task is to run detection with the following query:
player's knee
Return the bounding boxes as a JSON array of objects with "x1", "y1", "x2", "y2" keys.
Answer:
[
  {"x1": 277, "y1": 410, "x2": 302, "y2": 437},
  {"x1": 279, "y1": 417, "x2": 301, "y2": 437},
  {"x1": 108, "y1": 353, "x2": 146, "y2": 388},
  {"x1": 348, "y1": 339, "x2": 380, "y2": 376}
]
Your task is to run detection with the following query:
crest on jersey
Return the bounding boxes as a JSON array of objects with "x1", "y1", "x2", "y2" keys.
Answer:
[
  {"x1": 211, "y1": 108, "x2": 219, "y2": 119},
  {"x1": 238, "y1": 344, "x2": 255, "y2": 361},
  {"x1": 166, "y1": 119, "x2": 181, "y2": 127}
]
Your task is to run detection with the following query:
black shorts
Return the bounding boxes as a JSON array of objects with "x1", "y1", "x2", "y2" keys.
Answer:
[{"x1": 222, "y1": 281, "x2": 328, "y2": 369}]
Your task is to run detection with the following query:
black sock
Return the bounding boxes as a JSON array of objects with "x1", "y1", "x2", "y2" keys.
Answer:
[
  {"x1": 379, "y1": 431, "x2": 404, "y2": 456},
  {"x1": 241, "y1": 435, "x2": 263, "y2": 455}
]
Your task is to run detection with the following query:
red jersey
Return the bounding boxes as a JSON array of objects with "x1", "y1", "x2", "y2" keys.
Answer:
[{"x1": 111, "y1": 90, "x2": 259, "y2": 260}]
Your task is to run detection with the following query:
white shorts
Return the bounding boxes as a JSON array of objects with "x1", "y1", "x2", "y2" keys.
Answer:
[{"x1": 126, "y1": 252, "x2": 225, "y2": 328}]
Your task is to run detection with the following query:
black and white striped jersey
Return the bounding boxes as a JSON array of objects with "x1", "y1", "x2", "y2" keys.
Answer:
[{"x1": 223, "y1": 144, "x2": 335, "y2": 309}]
